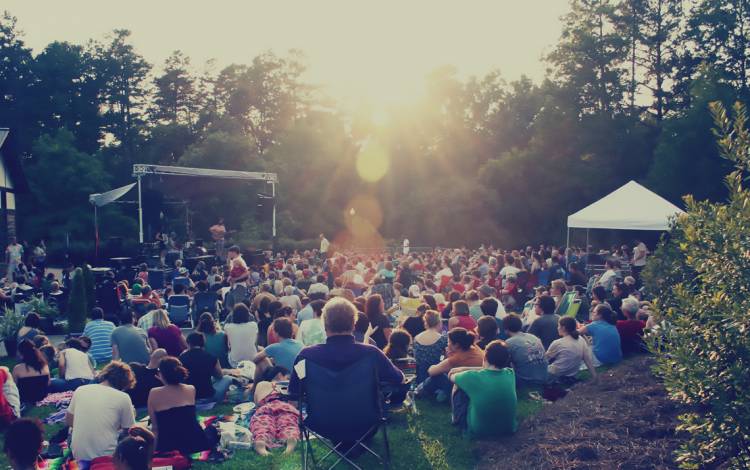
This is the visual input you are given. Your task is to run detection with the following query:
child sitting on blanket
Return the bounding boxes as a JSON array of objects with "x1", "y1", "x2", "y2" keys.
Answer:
[{"x1": 249, "y1": 367, "x2": 299, "y2": 456}]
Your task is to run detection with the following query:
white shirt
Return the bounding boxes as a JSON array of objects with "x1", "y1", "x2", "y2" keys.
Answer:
[
  {"x1": 546, "y1": 335, "x2": 593, "y2": 377},
  {"x1": 599, "y1": 269, "x2": 617, "y2": 290},
  {"x1": 308, "y1": 283, "x2": 329, "y2": 296},
  {"x1": 320, "y1": 237, "x2": 330, "y2": 253},
  {"x1": 69, "y1": 384, "x2": 135, "y2": 461},
  {"x1": 403, "y1": 239, "x2": 410, "y2": 254},
  {"x1": 499, "y1": 266, "x2": 520, "y2": 279},
  {"x1": 62, "y1": 349, "x2": 95, "y2": 380},
  {"x1": 633, "y1": 243, "x2": 648, "y2": 267},
  {"x1": 280, "y1": 294, "x2": 303, "y2": 312},
  {"x1": 224, "y1": 322, "x2": 259, "y2": 367}
]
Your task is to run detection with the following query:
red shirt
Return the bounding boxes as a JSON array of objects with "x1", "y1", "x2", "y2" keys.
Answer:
[{"x1": 616, "y1": 320, "x2": 646, "y2": 354}]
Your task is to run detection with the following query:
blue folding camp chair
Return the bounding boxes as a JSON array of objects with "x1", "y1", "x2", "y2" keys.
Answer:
[
  {"x1": 298, "y1": 355, "x2": 391, "y2": 470},
  {"x1": 167, "y1": 295, "x2": 192, "y2": 328}
]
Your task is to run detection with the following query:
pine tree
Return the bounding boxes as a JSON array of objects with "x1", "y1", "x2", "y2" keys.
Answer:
[
  {"x1": 152, "y1": 50, "x2": 200, "y2": 129},
  {"x1": 548, "y1": 0, "x2": 628, "y2": 115}
]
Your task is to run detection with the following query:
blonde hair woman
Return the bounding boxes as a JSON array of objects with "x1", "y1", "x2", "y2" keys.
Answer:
[{"x1": 147, "y1": 309, "x2": 187, "y2": 357}]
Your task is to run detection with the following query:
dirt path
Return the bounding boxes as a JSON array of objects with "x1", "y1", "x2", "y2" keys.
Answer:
[{"x1": 477, "y1": 356, "x2": 683, "y2": 470}]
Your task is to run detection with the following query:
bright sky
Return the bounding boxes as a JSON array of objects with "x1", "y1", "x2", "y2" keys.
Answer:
[{"x1": 5, "y1": 1, "x2": 570, "y2": 108}]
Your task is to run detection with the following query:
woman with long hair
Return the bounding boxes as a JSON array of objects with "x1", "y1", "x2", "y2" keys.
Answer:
[
  {"x1": 12, "y1": 340, "x2": 50, "y2": 403},
  {"x1": 195, "y1": 312, "x2": 229, "y2": 368},
  {"x1": 147, "y1": 310, "x2": 187, "y2": 357},
  {"x1": 365, "y1": 294, "x2": 392, "y2": 349},
  {"x1": 546, "y1": 317, "x2": 597, "y2": 380}
]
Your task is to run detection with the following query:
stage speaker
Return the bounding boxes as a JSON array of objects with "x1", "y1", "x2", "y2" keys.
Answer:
[
  {"x1": 248, "y1": 250, "x2": 267, "y2": 266},
  {"x1": 165, "y1": 251, "x2": 181, "y2": 267}
]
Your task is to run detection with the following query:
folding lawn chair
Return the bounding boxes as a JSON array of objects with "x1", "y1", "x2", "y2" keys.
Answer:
[{"x1": 298, "y1": 355, "x2": 391, "y2": 470}]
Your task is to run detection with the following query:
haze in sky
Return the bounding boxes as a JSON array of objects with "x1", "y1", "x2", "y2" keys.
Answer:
[{"x1": 4, "y1": 1, "x2": 570, "y2": 109}]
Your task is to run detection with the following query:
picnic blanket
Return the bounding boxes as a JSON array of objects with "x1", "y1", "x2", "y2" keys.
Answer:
[{"x1": 37, "y1": 391, "x2": 74, "y2": 407}]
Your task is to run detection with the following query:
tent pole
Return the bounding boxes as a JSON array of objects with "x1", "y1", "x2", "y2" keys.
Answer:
[
  {"x1": 137, "y1": 175, "x2": 144, "y2": 244},
  {"x1": 586, "y1": 229, "x2": 590, "y2": 252},
  {"x1": 271, "y1": 182, "x2": 277, "y2": 239},
  {"x1": 94, "y1": 205, "x2": 99, "y2": 260},
  {"x1": 566, "y1": 227, "x2": 570, "y2": 249}
]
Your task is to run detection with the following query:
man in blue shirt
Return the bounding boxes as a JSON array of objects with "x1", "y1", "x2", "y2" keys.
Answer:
[
  {"x1": 254, "y1": 318, "x2": 303, "y2": 375},
  {"x1": 82, "y1": 307, "x2": 115, "y2": 362}
]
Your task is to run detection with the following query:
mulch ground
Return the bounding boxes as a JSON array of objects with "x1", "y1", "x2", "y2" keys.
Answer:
[{"x1": 477, "y1": 355, "x2": 683, "y2": 470}]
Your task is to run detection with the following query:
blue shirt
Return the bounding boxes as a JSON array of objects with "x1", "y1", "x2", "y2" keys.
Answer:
[
  {"x1": 82, "y1": 319, "x2": 116, "y2": 361},
  {"x1": 264, "y1": 338, "x2": 304, "y2": 373},
  {"x1": 586, "y1": 320, "x2": 622, "y2": 365},
  {"x1": 296, "y1": 304, "x2": 314, "y2": 324}
]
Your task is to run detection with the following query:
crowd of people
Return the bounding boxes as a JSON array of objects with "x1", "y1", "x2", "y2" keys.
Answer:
[{"x1": 0, "y1": 237, "x2": 654, "y2": 468}]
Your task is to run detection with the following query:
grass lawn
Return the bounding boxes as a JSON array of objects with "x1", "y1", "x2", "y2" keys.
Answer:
[{"x1": 0, "y1": 354, "x2": 546, "y2": 470}]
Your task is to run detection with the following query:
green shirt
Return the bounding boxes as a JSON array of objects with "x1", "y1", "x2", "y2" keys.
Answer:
[{"x1": 454, "y1": 367, "x2": 518, "y2": 438}]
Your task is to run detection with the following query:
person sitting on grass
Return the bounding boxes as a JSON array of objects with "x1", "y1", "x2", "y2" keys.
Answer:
[
  {"x1": 195, "y1": 312, "x2": 230, "y2": 368},
  {"x1": 250, "y1": 367, "x2": 300, "y2": 456},
  {"x1": 447, "y1": 300, "x2": 477, "y2": 332},
  {"x1": 83, "y1": 307, "x2": 116, "y2": 363},
  {"x1": 254, "y1": 318, "x2": 304, "y2": 382},
  {"x1": 50, "y1": 338, "x2": 95, "y2": 392},
  {"x1": 4, "y1": 418, "x2": 44, "y2": 470},
  {"x1": 112, "y1": 426, "x2": 156, "y2": 470},
  {"x1": 17, "y1": 313, "x2": 44, "y2": 345},
  {"x1": 179, "y1": 333, "x2": 234, "y2": 403},
  {"x1": 67, "y1": 362, "x2": 137, "y2": 465},
  {"x1": 147, "y1": 310, "x2": 188, "y2": 357},
  {"x1": 528, "y1": 295, "x2": 560, "y2": 350},
  {"x1": 503, "y1": 314, "x2": 548, "y2": 387},
  {"x1": 578, "y1": 304, "x2": 622, "y2": 366},
  {"x1": 476, "y1": 316, "x2": 503, "y2": 349},
  {"x1": 297, "y1": 300, "x2": 326, "y2": 346},
  {"x1": 147, "y1": 357, "x2": 210, "y2": 457},
  {"x1": 546, "y1": 317, "x2": 597, "y2": 383},
  {"x1": 414, "y1": 310, "x2": 448, "y2": 384},
  {"x1": 127, "y1": 349, "x2": 167, "y2": 410},
  {"x1": 616, "y1": 297, "x2": 647, "y2": 355},
  {"x1": 12, "y1": 340, "x2": 50, "y2": 404},
  {"x1": 384, "y1": 329, "x2": 416, "y2": 375},
  {"x1": 418, "y1": 328, "x2": 484, "y2": 402},
  {"x1": 448, "y1": 340, "x2": 517, "y2": 438}
]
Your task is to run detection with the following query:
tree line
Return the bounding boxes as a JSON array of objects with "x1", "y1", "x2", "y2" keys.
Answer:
[{"x1": 0, "y1": 0, "x2": 748, "y2": 257}]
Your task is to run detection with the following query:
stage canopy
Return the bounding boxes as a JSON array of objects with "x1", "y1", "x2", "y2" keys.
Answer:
[
  {"x1": 89, "y1": 183, "x2": 136, "y2": 207},
  {"x1": 568, "y1": 180, "x2": 684, "y2": 232}
]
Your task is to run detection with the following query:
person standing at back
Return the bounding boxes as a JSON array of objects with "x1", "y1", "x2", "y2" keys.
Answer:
[
  {"x1": 209, "y1": 218, "x2": 227, "y2": 260},
  {"x1": 631, "y1": 239, "x2": 648, "y2": 286},
  {"x1": 83, "y1": 307, "x2": 116, "y2": 363}
]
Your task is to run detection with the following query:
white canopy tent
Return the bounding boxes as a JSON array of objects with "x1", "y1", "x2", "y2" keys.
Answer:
[{"x1": 566, "y1": 180, "x2": 684, "y2": 247}]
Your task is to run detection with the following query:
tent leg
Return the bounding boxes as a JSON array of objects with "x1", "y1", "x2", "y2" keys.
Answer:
[
  {"x1": 137, "y1": 175, "x2": 144, "y2": 244},
  {"x1": 272, "y1": 182, "x2": 277, "y2": 240},
  {"x1": 94, "y1": 205, "x2": 99, "y2": 260},
  {"x1": 586, "y1": 229, "x2": 590, "y2": 252},
  {"x1": 566, "y1": 227, "x2": 570, "y2": 249}
]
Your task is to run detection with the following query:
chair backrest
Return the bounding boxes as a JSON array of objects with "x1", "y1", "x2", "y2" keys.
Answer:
[
  {"x1": 173, "y1": 277, "x2": 190, "y2": 289},
  {"x1": 194, "y1": 292, "x2": 218, "y2": 314},
  {"x1": 563, "y1": 299, "x2": 582, "y2": 318},
  {"x1": 17, "y1": 375, "x2": 50, "y2": 404},
  {"x1": 224, "y1": 284, "x2": 249, "y2": 309},
  {"x1": 302, "y1": 355, "x2": 382, "y2": 442},
  {"x1": 168, "y1": 295, "x2": 191, "y2": 308},
  {"x1": 168, "y1": 304, "x2": 191, "y2": 325}
]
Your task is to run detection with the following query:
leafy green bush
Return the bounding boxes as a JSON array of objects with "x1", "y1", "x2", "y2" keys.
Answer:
[{"x1": 646, "y1": 102, "x2": 750, "y2": 469}]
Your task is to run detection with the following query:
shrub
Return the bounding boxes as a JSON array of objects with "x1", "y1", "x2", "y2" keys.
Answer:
[
  {"x1": 67, "y1": 267, "x2": 88, "y2": 333},
  {"x1": 646, "y1": 102, "x2": 750, "y2": 469}
]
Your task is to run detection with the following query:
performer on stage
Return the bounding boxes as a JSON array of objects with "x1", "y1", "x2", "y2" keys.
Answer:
[{"x1": 209, "y1": 218, "x2": 227, "y2": 260}]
